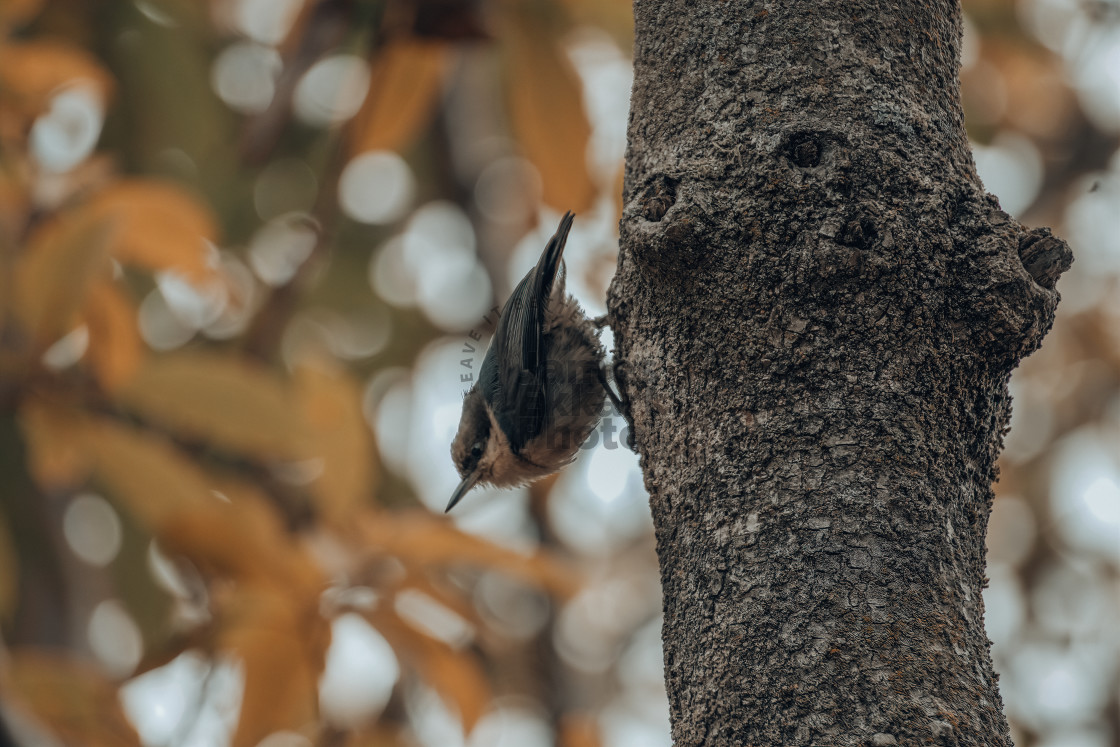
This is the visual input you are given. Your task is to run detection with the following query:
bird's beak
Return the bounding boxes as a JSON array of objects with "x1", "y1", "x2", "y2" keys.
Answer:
[{"x1": 445, "y1": 471, "x2": 481, "y2": 513}]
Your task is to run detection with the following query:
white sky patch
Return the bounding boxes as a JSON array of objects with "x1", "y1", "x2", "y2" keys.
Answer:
[
  {"x1": 31, "y1": 87, "x2": 103, "y2": 173},
  {"x1": 972, "y1": 131, "x2": 1043, "y2": 217},
  {"x1": 121, "y1": 652, "x2": 242, "y2": 747},
  {"x1": 1050, "y1": 428, "x2": 1120, "y2": 561},
  {"x1": 319, "y1": 613, "x2": 400, "y2": 728}
]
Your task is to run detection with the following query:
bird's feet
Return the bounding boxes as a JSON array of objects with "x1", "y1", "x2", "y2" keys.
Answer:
[{"x1": 598, "y1": 362, "x2": 635, "y2": 451}]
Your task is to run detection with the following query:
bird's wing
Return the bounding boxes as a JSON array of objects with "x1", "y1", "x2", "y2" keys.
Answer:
[{"x1": 487, "y1": 211, "x2": 574, "y2": 451}]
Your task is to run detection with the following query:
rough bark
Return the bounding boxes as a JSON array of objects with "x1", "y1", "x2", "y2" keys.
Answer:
[{"x1": 607, "y1": 1, "x2": 1073, "y2": 746}]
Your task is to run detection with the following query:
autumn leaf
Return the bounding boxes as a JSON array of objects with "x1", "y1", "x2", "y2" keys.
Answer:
[
  {"x1": 0, "y1": 649, "x2": 141, "y2": 747},
  {"x1": 503, "y1": 10, "x2": 595, "y2": 211},
  {"x1": 350, "y1": 40, "x2": 448, "y2": 154},
  {"x1": 554, "y1": 0, "x2": 634, "y2": 45},
  {"x1": 366, "y1": 607, "x2": 491, "y2": 733},
  {"x1": 83, "y1": 281, "x2": 143, "y2": 392},
  {"x1": 115, "y1": 351, "x2": 312, "y2": 461},
  {"x1": 161, "y1": 476, "x2": 323, "y2": 593},
  {"x1": 85, "y1": 418, "x2": 330, "y2": 747},
  {"x1": 0, "y1": 41, "x2": 113, "y2": 118},
  {"x1": 85, "y1": 417, "x2": 321, "y2": 595},
  {"x1": 358, "y1": 511, "x2": 581, "y2": 599},
  {"x1": 558, "y1": 714, "x2": 603, "y2": 747},
  {"x1": 17, "y1": 395, "x2": 94, "y2": 490},
  {"x1": 86, "y1": 418, "x2": 215, "y2": 532},
  {"x1": 14, "y1": 209, "x2": 113, "y2": 353},
  {"x1": 219, "y1": 583, "x2": 330, "y2": 747},
  {"x1": 227, "y1": 627, "x2": 320, "y2": 747},
  {"x1": 295, "y1": 359, "x2": 375, "y2": 525},
  {"x1": 0, "y1": 160, "x2": 29, "y2": 246},
  {"x1": 84, "y1": 180, "x2": 220, "y2": 284},
  {"x1": 0, "y1": 0, "x2": 44, "y2": 28}
]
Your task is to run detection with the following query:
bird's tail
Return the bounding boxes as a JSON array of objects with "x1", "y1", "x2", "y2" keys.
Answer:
[{"x1": 531, "y1": 211, "x2": 574, "y2": 306}]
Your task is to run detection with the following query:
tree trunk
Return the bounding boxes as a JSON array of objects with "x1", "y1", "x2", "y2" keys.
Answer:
[{"x1": 607, "y1": 1, "x2": 1073, "y2": 745}]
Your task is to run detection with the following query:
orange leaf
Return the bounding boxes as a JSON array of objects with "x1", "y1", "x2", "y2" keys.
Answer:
[
  {"x1": 358, "y1": 511, "x2": 580, "y2": 599},
  {"x1": 0, "y1": 41, "x2": 113, "y2": 118},
  {"x1": 85, "y1": 419, "x2": 325, "y2": 592},
  {"x1": 84, "y1": 180, "x2": 220, "y2": 283},
  {"x1": 554, "y1": 0, "x2": 634, "y2": 44},
  {"x1": 220, "y1": 584, "x2": 330, "y2": 747},
  {"x1": 161, "y1": 477, "x2": 322, "y2": 592},
  {"x1": 14, "y1": 209, "x2": 113, "y2": 352},
  {"x1": 295, "y1": 360, "x2": 375, "y2": 524},
  {"x1": 504, "y1": 12, "x2": 594, "y2": 211},
  {"x1": 115, "y1": 351, "x2": 312, "y2": 461},
  {"x1": 83, "y1": 281, "x2": 143, "y2": 392},
  {"x1": 0, "y1": 162, "x2": 30, "y2": 247},
  {"x1": 350, "y1": 40, "x2": 448, "y2": 154},
  {"x1": 366, "y1": 608, "x2": 490, "y2": 732},
  {"x1": 1, "y1": 649, "x2": 140, "y2": 747},
  {"x1": 559, "y1": 714, "x2": 603, "y2": 747},
  {"x1": 227, "y1": 627, "x2": 320, "y2": 747},
  {"x1": 0, "y1": 0, "x2": 44, "y2": 28},
  {"x1": 17, "y1": 395, "x2": 94, "y2": 489},
  {"x1": 85, "y1": 418, "x2": 214, "y2": 532}
]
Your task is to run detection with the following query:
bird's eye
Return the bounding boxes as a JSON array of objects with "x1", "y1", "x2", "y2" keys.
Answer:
[{"x1": 471, "y1": 442, "x2": 484, "y2": 458}]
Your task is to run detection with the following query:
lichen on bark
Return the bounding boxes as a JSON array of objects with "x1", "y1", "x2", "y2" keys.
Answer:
[{"x1": 607, "y1": 0, "x2": 1072, "y2": 745}]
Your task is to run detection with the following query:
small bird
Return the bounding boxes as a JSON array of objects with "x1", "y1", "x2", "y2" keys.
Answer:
[{"x1": 447, "y1": 212, "x2": 618, "y2": 512}]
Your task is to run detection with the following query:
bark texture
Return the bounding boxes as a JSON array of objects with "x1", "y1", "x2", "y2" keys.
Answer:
[{"x1": 607, "y1": 1, "x2": 1073, "y2": 745}]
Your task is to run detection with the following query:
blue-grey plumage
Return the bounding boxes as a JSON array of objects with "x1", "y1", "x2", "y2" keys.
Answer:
[{"x1": 447, "y1": 212, "x2": 608, "y2": 512}]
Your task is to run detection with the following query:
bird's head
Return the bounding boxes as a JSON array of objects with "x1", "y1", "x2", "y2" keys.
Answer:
[{"x1": 447, "y1": 385, "x2": 493, "y2": 512}]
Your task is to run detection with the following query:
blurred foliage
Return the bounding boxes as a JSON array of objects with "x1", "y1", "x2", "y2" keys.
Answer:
[
  {"x1": 0, "y1": 0, "x2": 1116, "y2": 746},
  {"x1": 0, "y1": 1, "x2": 606, "y2": 745}
]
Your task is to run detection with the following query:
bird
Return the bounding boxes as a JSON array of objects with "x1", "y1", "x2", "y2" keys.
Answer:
[{"x1": 447, "y1": 212, "x2": 622, "y2": 512}]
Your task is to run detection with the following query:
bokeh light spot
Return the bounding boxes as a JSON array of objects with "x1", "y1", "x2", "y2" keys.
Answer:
[
  {"x1": 31, "y1": 87, "x2": 103, "y2": 173},
  {"x1": 88, "y1": 599, "x2": 143, "y2": 678},
  {"x1": 211, "y1": 42, "x2": 281, "y2": 113},
  {"x1": 63, "y1": 493, "x2": 122, "y2": 567},
  {"x1": 340, "y1": 151, "x2": 415, "y2": 225},
  {"x1": 973, "y1": 132, "x2": 1043, "y2": 217},
  {"x1": 233, "y1": 0, "x2": 303, "y2": 45},
  {"x1": 248, "y1": 213, "x2": 318, "y2": 286},
  {"x1": 294, "y1": 55, "x2": 370, "y2": 126}
]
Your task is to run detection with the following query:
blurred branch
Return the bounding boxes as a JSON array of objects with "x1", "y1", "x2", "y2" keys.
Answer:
[
  {"x1": 0, "y1": 416, "x2": 70, "y2": 648},
  {"x1": 238, "y1": 0, "x2": 355, "y2": 166}
]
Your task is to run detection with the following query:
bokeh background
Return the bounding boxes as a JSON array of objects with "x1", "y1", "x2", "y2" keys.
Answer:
[{"x1": 0, "y1": 1, "x2": 1115, "y2": 746}]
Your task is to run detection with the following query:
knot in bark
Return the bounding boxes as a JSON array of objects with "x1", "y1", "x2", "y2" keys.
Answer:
[
  {"x1": 839, "y1": 216, "x2": 879, "y2": 250},
  {"x1": 787, "y1": 132, "x2": 823, "y2": 168},
  {"x1": 1018, "y1": 227, "x2": 1073, "y2": 290},
  {"x1": 639, "y1": 174, "x2": 679, "y2": 222}
]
